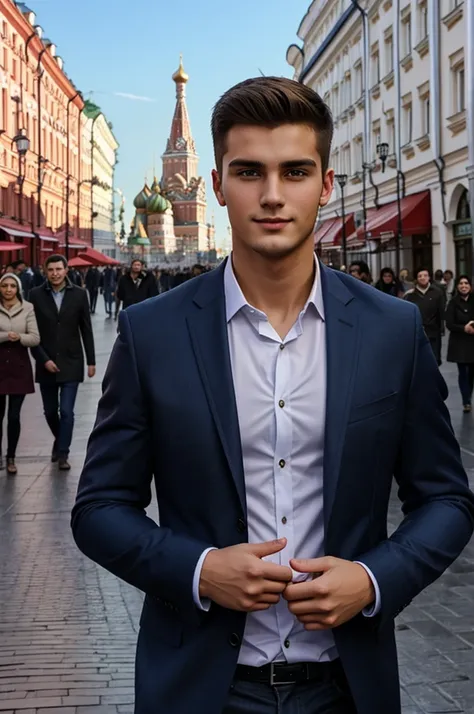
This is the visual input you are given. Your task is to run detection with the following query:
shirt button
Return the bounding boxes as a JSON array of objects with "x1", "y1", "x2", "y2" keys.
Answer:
[
  {"x1": 279, "y1": 344, "x2": 285, "y2": 350},
  {"x1": 229, "y1": 632, "x2": 241, "y2": 648},
  {"x1": 279, "y1": 459, "x2": 285, "y2": 468},
  {"x1": 284, "y1": 639, "x2": 290, "y2": 648},
  {"x1": 278, "y1": 399, "x2": 285, "y2": 408},
  {"x1": 281, "y1": 516, "x2": 287, "y2": 525}
]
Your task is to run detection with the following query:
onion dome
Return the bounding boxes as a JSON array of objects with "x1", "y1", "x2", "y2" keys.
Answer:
[
  {"x1": 147, "y1": 192, "x2": 169, "y2": 214},
  {"x1": 172, "y1": 55, "x2": 189, "y2": 84},
  {"x1": 133, "y1": 183, "x2": 151, "y2": 210}
]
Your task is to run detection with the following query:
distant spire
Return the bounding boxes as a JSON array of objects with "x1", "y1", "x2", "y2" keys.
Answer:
[
  {"x1": 166, "y1": 56, "x2": 195, "y2": 154},
  {"x1": 172, "y1": 54, "x2": 189, "y2": 85}
]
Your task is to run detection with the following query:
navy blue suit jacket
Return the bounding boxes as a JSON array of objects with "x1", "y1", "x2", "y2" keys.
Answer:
[{"x1": 72, "y1": 260, "x2": 474, "y2": 714}]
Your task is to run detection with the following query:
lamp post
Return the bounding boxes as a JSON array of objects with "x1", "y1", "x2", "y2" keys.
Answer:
[
  {"x1": 377, "y1": 142, "x2": 404, "y2": 276},
  {"x1": 13, "y1": 129, "x2": 30, "y2": 225},
  {"x1": 335, "y1": 174, "x2": 348, "y2": 268}
]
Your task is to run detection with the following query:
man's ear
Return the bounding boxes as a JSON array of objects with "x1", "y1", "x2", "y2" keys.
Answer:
[{"x1": 212, "y1": 169, "x2": 226, "y2": 206}]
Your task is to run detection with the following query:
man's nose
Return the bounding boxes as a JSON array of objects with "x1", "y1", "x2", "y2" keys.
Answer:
[{"x1": 260, "y1": 176, "x2": 285, "y2": 209}]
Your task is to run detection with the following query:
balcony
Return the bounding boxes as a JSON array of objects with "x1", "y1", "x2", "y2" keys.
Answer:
[
  {"x1": 401, "y1": 142, "x2": 415, "y2": 160},
  {"x1": 447, "y1": 110, "x2": 467, "y2": 136},
  {"x1": 355, "y1": 94, "x2": 365, "y2": 111},
  {"x1": 371, "y1": 83, "x2": 381, "y2": 100}
]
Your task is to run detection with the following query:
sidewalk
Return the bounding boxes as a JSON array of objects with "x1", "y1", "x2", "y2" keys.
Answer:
[{"x1": 0, "y1": 310, "x2": 473, "y2": 714}]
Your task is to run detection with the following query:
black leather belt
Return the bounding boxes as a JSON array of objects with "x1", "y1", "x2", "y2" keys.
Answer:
[{"x1": 235, "y1": 660, "x2": 340, "y2": 686}]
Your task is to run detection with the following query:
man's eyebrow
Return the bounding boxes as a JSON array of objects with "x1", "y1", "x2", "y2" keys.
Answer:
[{"x1": 227, "y1": 158, "x2": 317, "y2": 169}]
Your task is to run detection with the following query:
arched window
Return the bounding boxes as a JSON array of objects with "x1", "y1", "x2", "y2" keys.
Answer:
[{"x1": 457, "y1": 189, "x2": 470, "y2": 221}]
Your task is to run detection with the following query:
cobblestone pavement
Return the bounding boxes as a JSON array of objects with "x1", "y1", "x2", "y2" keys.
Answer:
[{"x1": 0, "y1": 305, "x2": 473, "y2": 714}]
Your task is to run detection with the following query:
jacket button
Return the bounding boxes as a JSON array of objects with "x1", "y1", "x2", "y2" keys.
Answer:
[
  {"x1": 237, "y1": 517, "x2": 246, "y2": 533},
  {"x1": 229, "y1": 632, "x2": 241, "y2": 648}
]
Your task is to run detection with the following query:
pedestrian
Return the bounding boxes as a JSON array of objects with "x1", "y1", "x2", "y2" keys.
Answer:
[
  {"x1": 446, "y1": 275, "x2": 474, "y2": 412},
  {"x1": 30, "y1": 254, "x2": 96, "y2": 471},
  {"x1": 398, "y1": 268, "x2": 412, "y2": 294},
  {"x1": 444, "y1": 269, "x2": 455, "y2": 302},
  {"x1": 85, "y1": 266, "x2": 100, "y2": 314},
  {"x1": 115, "y1": 259, "x2": 158, "y2": 315},
  {"x1": 11, "y1": 259, "x2": 33, "y2": 300},
  {"x1": 374, "y1": 266, "x2": 403, "y2": 297},
  {"x1": 404, "y1": 267, "x2": 445, "y2": 366},
  {"x1": 100, "y1": 265, "x2": 117, "y2": 317},
  {"x1": 0, "y1": 273, "x2": 40, "y2": 474},
  {"x1": 348, "y1": 260, "x2": 372, "y2": 284},
  {"x1": 72, "y1": 76, "x2": 474, "y2": 714}
]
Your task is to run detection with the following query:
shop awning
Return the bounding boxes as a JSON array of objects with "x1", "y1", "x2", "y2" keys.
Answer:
[
  {"x1": 319, "y1": 214, "x2": 356, "y2": 248},
  {"x1": 78, "y1": 247, "x2": 120, "y2": 266},
  {"x1": 355, "y1": 191, "x2": 431, "y2": 240},
  {"x1": 0, "y1": 226, "x2": 35, "y2": 240},
  {"x1": 37, "y1": 233, "x2": 59, "y2": 243},
  {"x1": 314, "y1": 218, "x2": 338, "y2": 245},
  {"x1": 0, "y1": 241, "x2": 28, "y2": 252},
  {"x1": 69, "y1": 256, "x2": 94, "y2": 268},
  {"x1": 59, "y1": 238, "x2": 89, "y2": 249}
]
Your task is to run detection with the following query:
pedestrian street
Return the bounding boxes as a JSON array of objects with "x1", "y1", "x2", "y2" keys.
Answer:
[{"x1": 0, "y1": 306, "x2": 473, "y2": 714}]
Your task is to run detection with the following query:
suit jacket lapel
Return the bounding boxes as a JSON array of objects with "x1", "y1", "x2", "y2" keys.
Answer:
[
  {"x1": 321, "y1": 264, "x2": 360, "y2": 535},
  {"x1": 186, "y1": 263, "x2": 246, "y2": 515}
]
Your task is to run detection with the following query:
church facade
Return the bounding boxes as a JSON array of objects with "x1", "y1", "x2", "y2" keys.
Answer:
[{"x1": 129, "y1": 58, "x2": 215, "y2": 263}]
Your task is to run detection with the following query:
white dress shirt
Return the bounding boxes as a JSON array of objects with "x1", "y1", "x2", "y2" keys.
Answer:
[{"x1": 193, "y1": 256, "x2": 380, "y2": 666}]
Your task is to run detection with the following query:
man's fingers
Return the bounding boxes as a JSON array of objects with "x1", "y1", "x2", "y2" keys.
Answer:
[
  {"x1": 290, "y1": 556, "x2": 335, "y2": 574},
  {"x1": 246, "y1": 538, "x2": 287, "y2": 559},
  {"x1": 262, "y1": 579, "x2": 288, "y2": 594},
  {"x1": 260, "y1": 562, "x2": 293, "y2": 583}
]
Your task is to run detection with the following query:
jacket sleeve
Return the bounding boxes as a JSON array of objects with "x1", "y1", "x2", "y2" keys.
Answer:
[
  {"x1": 79, "y1": 290, "x2": 96, "y2": 366},
  {"x1": 29, "y1": 293, "x2": 50, "y2": 364},
  {"x1": 445, "y1": 299, "x2": 466, "y2": 333},
  {"x1": 358, "y1": 308, "x2": 474, "y2": 628},
  {"x1": 71, "y1": 310, "x2": 211, "y2": 622},
  {"x1": 19, "y1": 305, "x2": 40, "y2": 347}
]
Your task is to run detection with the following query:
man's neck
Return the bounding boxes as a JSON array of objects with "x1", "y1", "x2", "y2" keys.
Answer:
[
  {"x1": 51, "y1": 281, "x2": 66, "y2": 293},
  {"x1": 231, "y1": 241, "x2": 315, "y2": 335},
  {"x1": 416, "y1": 284, "x2": 430, "y2": 295}
]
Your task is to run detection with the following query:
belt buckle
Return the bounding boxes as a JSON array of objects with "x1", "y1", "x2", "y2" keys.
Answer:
[{"x1": 269, "y1": 663, "x2": 295, "y2": 686}]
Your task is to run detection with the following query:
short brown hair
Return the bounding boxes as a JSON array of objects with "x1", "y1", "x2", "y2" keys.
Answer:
[
  {"x1": 45, "y1": 254, "x2": 67, "y2": 269},
  {"x1": 211, "y1": 76, "x2": 334, "y2": 174}
]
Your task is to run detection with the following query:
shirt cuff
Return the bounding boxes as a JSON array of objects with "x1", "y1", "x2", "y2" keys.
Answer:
[
  {"x1": 354, "y1": 561, "x2": 381, "y2": 617},
  {"x1": 192, "y1": 547, "x2": 217, "y2": 611}
]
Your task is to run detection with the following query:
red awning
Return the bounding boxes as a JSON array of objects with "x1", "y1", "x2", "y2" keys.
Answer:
[
  {"x1": 37, "y1": 233, "x2": 59, "y2": 243},
  {"x1": 59, "y1": 238, "x2": 89, "y2": 249},
  {"x1": 0, "y1": 241, "x2": 28, "y2": 252},
  {"x1": 314, "y1": 218, "x2": 338, "y2": 245},
  {"x1": 319, "y1": 214, "x2": 356, "y2": 248},
  {"x1": 78, "y1": 247, "x2": 120, "y2": 266},
  {"x1": 0, "y1": 225, "x2": 35, "y2": 240},
  {"x1": 355, "y1": 191, "x2": 431, "y2": 240},
  {"x1": 68, "y1": 256, "x2": 94, "y2": 268}
]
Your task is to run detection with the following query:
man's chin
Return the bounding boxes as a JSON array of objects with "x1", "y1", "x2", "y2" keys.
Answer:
[{"x1": 249, "y1": 235, "x2": 311, "y2": 260}]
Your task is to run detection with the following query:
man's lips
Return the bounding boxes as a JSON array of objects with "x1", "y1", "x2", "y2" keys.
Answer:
[{"x1": 252, "y1": 218, "x2": 293, "y2": 229}]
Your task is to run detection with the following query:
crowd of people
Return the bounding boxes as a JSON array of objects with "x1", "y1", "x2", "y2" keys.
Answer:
[
  {"x1": 348, "y1": 260, "x2": 474, "y2": 411},
  {"x1": 0, "y1": 255, "x2": 213, "y2": 474}
]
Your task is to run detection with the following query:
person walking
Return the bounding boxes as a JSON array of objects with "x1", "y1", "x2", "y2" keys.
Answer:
[
  {"x1": 85, "y1": 266, "x2": 100, "y2": 314},
  {"x1": 100, "y1": 266, "x2": 117, "y2": 317},
  {"x1": 374, "y1": 267, "x2": 403, "y2": 297},
  {"x1": 115, "y1": 259, "x2": 158, "y2": 315},
  {"x1": 0, "y1": 273, "x2": 40, "y2": 474},
  {"x1": 30, "y1": 255, "x2": 96, "y2": 471},
  {"x1": 446, "y1": 275, "x2": 474, "y2": 412},
  {"x1": 404, "y1": 267, "x2": 445, "y2": 366},
  {"x1": 72, "y1": 77, "x2": 474, "y2": 714}
]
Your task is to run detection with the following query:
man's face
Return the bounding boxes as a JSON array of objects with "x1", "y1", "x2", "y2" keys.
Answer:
[
  {"x1": 444, "y1": 271, "x2": 453, "y2": 283},
  {"x1": 46, "y1": 261, "x2": 67, "y2": 288},
  {"x1": 416, "y1": 271, "x2": 430, "y2": 289},
  {"x1": 212, "y1": 123, "x2": 334, "y2": 261},
  {"x1": 15, "y1": 262, "x2": 26, "y2": 275},
  {"x1": 131, "y1": 261, "x2": 142, "y2": 275},
  {"x1": 349, "y1": 266, "x2": 361, "y2": 280}
]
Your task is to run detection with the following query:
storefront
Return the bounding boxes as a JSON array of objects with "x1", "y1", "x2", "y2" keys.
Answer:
[{"x1": 453, "y1": 189, "x2": 471, "y2": 277}]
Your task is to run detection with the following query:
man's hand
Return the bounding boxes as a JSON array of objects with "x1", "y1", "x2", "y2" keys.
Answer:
[
  {"x1": 44, "y1": 360, "x2": 60, "y2": 373},
  {"x1": 283, "y1": 557, "x2": 375, "y2": 631},
  {"x1": 464, "y1": 323, "x2": 474, "y2": 335},
  {"x1": 7, "y1": 332, "x2": 20, "y2": 341},
  {"x1": 88, "y1": 365, "x2": 96, "y2": 378},
  {"x1": 199, "y1": 538, "x2": 292, "y2": 612}
]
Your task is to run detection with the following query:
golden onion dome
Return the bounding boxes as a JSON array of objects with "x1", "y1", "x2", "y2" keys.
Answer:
[{"x1": 172, "y1": 55, "x2": 189, "y2": 84}]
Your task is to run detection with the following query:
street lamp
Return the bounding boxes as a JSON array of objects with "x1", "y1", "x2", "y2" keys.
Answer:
[
  {"x1": 13, "y1": 129, "x2": 30, "y2": 225},
  {"x1": 335, "y1": 174, "x2": 348, "y2": 268},
  {"x1": 377, "y1": 142, "x2": 404, "y2": 277}
]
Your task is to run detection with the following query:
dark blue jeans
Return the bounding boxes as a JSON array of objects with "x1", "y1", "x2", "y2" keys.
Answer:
[
  {"x1": 457, "y1": 363, "x2": 474, "y2": 405},
  {"x1": 40, "y1": 382, "x2": 79, "y2": 457},
  {"x1": 103, "y1": 289, "x2": 114, "y2": 315},
  {"x1": 223, "y1": 672, "x2": 356, "y2": 714}
]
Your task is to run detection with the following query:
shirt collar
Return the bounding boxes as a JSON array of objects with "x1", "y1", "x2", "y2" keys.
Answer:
[{"x1": 224, "y1": 253, "x2": 325, "y2": 323}]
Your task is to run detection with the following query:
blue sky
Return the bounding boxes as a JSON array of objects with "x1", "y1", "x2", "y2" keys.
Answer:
[{"x1": 30, "y1": 0, "x2": 310, "y2": 248}]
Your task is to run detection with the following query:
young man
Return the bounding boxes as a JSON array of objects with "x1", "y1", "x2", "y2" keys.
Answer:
[
  {"x1": 72, "y1": 78, "x2": 474, "y2": 714},
  {"x1": 348, "y1": 260, "x2": 372, "y2": 284},
  {"x1": 115, "y1": 259, "x2": 158, "y2": 314},
  {"x1": 30, "y1": 255, "x2": 96, "y2": 470},
  {"x1": 404, "y1": 267, "x2": 445, "y2": 366}
]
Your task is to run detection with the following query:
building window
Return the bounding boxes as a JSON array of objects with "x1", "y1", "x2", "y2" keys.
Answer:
[
  {"x1": 332, "y1": 85, "x2": 339, "y2": 116},
  {"x1": 354, "y1": 62, "x2": 363, "y2": 98},
  {"x1": 421, "y1": 96, "x2": 430, "y2": 135},
  {"x1": 384, "y1": 33, "x2": 393, "y2": 74},
  {"x1": 371, "y1": 45, "x2": 380, "y2": 86},
  {"x1": 342, "y1": 145, "x2": 351, "y2": 176},
  {"x1": 453, "y1": 64, "x2": 465, "y2": 113},
  {"x1": 418, "y1": 1, "x2": 428, "y2": 40},
  {"x1": 402, "y1": 102, "x2": 413, "y2": 144},
  {"x1": 402, "y1": 13, "x2": 412, "y2": 56}
]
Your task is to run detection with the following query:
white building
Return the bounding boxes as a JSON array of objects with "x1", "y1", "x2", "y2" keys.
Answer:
[
  {"x1": 287, "y1": 0, "x2": 471, "y2": 279},
  {"x1": 83, "y1": 100, "x2": 119, "y2": 258}
]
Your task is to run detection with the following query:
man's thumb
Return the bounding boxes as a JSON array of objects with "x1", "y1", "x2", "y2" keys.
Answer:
[
  {"x1": 246, "y1": 538, "x2": 287, "y2": 558},
  {"x1": 290, "y1": 556, "x2": 334, "y2": 573}
]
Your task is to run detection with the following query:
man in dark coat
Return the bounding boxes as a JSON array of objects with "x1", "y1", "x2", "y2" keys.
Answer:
[
  {"x1": 30, "y1": 254, "x2": 96, "y2": 471},
  {"x1": 85, "y1": 266, "x2": 101, "y2": 314},
  {"x1": 404, "y1": 267, "x2": 445, "y2": 365},
  {"x1": 115, "y1": 259, "x2": 158, "y2": 314},
  {"x1": 100, "y1": 266, "x2": 117, "y2": 317}
]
